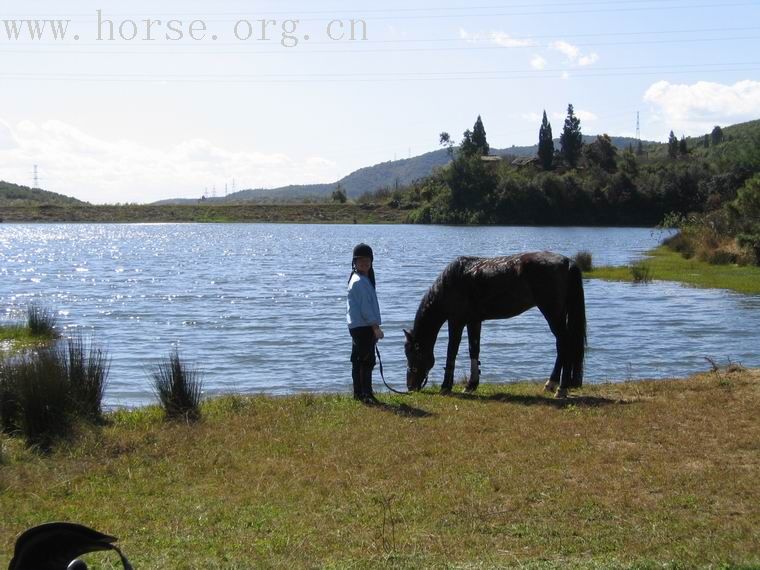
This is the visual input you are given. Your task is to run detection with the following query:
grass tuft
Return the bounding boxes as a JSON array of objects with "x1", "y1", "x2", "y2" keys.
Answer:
[
  {"x1": 151, "y1": 349, "x2": 203, "y2": 422},
  {"x1": 630, "y1": 260, "x2": 653, "y2": 283},
  {"x1": 5, "y1": 349, "x2": 72, "y2": 449},
  {"x1": 63, "y1": 335, "x2": 110, "y2": 423},
  {"x1": 26, "y1": 304, "x2": 58, "y2": 338},
  {"x1": 573, "y1": 250, "x2": 593, "y2": 272}
]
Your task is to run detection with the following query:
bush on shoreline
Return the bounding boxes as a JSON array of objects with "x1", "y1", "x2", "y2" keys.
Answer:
[{"x1": 0, "y1": 335, "x2": 110, "y2": 448}]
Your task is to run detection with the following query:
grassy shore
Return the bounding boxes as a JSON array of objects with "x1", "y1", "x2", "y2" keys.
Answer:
[
  {"x1": 588, "y1": 245, "x2": 760, "y2": 295},
  {"x1": 0, "y1": 203, "x2": 409, "y2": 224},
  {"x1": 0, "y1": 324, "x2": 55, "y2": 354},
  {"x1": 1, "y1": 369, "x2": 758, "y2": 568}
]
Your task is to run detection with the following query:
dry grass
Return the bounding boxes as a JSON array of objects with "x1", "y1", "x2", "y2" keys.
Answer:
[{"x1": 1, "y1": 370, "x2": 759, "y2": 568}]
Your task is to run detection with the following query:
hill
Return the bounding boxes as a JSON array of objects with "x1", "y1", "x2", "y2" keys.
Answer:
[
  {"x1": 0, "y1": 180, "x2": 87, "y2": 208},
  {"x1": 155, "y1": 135, "x2": 649, "y2": 204}
]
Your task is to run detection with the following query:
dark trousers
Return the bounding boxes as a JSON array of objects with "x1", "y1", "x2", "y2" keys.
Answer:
[{"x1": 350, "y1": 326, "x2": 377, "y2": 367}]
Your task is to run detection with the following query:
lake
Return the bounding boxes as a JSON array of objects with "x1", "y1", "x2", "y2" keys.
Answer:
[{"x1": 1, "y1": 223, "x2": 758, "y2": 407}]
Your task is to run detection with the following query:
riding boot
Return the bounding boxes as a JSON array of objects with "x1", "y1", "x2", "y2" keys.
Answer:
[
  {"x1": 351, "y1": 362, "x2": 362, "y2": 400},
  {"x1": 359, "y1": 365, "x2": 379, "y2": 404}
]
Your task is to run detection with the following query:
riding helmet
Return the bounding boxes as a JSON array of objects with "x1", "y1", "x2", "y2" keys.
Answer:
[{"x1": 352, "y1": 243, "x2": 374, "y2": 260}]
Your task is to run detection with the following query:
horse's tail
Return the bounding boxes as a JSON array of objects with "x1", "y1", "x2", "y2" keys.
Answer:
[{"x1": 566, "y1": 262, "x2": 587, "y2": 388}]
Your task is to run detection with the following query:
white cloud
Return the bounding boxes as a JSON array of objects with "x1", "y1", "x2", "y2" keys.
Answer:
[
  {"x1": 521, "y1": 112, "x2": 542, "y2": 122},
  {"x1": 643, "y1": 79, "x2": 760, "y2": 133},
  {"x1": 530, "y1": 54, "x2": 547, "y2": 70},
  {"x1": 0, "y1": 118, "x2": 19, "y2": 150},
  {"x1": 551, "y1": 109, "x2": 597, "y2": 122},
  {"x1": 0, "y1": 118, "x2": 340, "y2": 204},
  {"x1": 576, "y1": 110, "x2": 599, "y2": 122},
  {"x1": 549, "y1": 40, "x2": 599, "y2": 67},
  {"x1": 550, "y1": 40, "x2": 580, "y2": 61},
  {"x1": 459, "y1": 28, "x2": 534, "y2": 47},
  {"x1": 578, "y1": 52, "x2": 599, "y2": 66},
  {"x1": 561, "y1": 71, "x2": 570, "y2": 80}
]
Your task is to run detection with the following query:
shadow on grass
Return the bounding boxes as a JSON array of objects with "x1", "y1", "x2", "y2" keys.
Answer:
[
  {"x1": 371, "y1": 400, "x2": 435, "y2": 418},
  {"x1": 447, "y1": 390, "x2": 628, "y2": 409}
]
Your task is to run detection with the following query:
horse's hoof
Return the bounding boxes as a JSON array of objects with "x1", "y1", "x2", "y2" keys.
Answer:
[
  {"x1": 464, "y1": 384, "x2": 478, "y2": 393},
  {"x1": 440, "y1": 387, "x2": 453, "y2": 395},
  {"x1": 554, "y1": 388, "x2": 568, "y2": 399},
  {"x1": 544, "y1": 380, "x2": 559, "y2": 393}
]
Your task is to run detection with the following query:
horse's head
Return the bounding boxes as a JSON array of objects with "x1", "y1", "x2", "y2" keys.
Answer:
[{"x1": 404, "y1": 329, "x2": 434, "y2": 391}]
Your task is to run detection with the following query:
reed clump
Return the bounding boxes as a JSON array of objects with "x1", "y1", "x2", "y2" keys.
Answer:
[
  {"x1": 573, "y1": 250, "x2": 593, "y2": 272},
  {"x1": 26, "y1": 304, "x2": 58, "y2": 338},
  {"x1": 0, "y1": 335, "x2": 109, "y2": 448},
  {"x1": 151, "y1": 349, "x2": 203, "y2": 422}
]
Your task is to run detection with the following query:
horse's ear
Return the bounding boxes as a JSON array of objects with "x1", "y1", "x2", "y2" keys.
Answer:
[{"x1": 403, "y1": 329, "x2": 412, "y2": 342}]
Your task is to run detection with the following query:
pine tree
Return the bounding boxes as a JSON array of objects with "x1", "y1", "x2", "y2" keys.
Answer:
[
  {"x1": 703, "y1": 134, "x2": 710, "y2": 148},
  {"x1": 667, "y1": 130, "x2": 678, "y2": 159},
  {"x1": 637, "y1": 139, "x2": 644, "y2": 156},
  {"x1": 472, "y1": 115, "x2": 490, "y2": 156},
  {"x1": 678, "y1": 135, "x2": 688, "y2": 156},
  {"x1": 537, "y1": 110, "x2": 554, "y2": 170},
  {"x1": 711, "y1": 125, "x2": 724, "y2": 146},
  {"x1": 559, "y1": 104, "x2": 583, "y2": 167}
]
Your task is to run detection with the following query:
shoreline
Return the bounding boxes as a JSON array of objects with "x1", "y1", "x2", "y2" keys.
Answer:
[{"x1": 586, "y1": 244, "x2": 760, "y2": 294}]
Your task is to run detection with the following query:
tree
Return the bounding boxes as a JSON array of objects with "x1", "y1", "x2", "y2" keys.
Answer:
[
  {"x1": 559, "y1": 104, "x2": 583, "y2": 167},
  {"x1": 703, "y1": 134, "x2": 710, "y2": 148},
  {"x1": 537, "y1": 110, "x2": 554, "y2": 170},
  {"x1": 459, "y1": 129, "x2": 479, "y2": 158},
  {"x1": 331, "y1": 185, "x2": 347, "y2": 203},
  {"x1": 584, "y1": 134, "x2": 618, "y2": 172},
  {"x1": 678, "y1": 135, "x2": 688, "y2": 156},
  {"x1": 728, "y1": 174, "x2": 760, "y2": 263},
  {"x1": 636, "y1": 139, "x2": 644, "y2": 156},
  {"x1": 711, "y1": 125, "x2": 724, "y2": 146},
  {"x1": 471, "y1": 115, "x2": 490, "y2": 156},
  {"x1": 667, "y1": 131, "x2": 679, "y2": 159},
  {"x1": 439, "y1": 132, "x2": 454, "y2": 156}
]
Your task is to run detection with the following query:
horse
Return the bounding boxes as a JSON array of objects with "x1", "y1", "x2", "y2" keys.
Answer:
[{"x1": 404, "y1": 252, "x2": 586, "y2": 398}]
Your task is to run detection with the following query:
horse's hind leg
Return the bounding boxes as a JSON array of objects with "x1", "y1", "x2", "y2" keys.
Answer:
[
  {"x1": 464, "y1": 320, "x2": 482, "y2": 393},
  {"x1": 545, "y1": 352, "x2": 561, "y2": 394},
  {"x1": 538, "y1": 303, "x2": 568, "y2": 398}
]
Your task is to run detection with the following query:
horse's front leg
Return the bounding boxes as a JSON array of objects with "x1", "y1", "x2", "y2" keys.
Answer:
[
  {"x1": 464, "y1": 321, "x2": 482, "y2": 393},
  {"x1": 442, "y1": 322, "x2": 464, "y2": 393}
]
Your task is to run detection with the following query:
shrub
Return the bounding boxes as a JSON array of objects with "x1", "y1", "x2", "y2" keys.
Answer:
[
  {"x1": 63, "y1": 336, "x2": 110, "y2": 423},
  {"x1": 0, "y1": 335, "x2": 110, "y2": 447},
  {"x1": 151, "y1": 349, "x2": 203, "y2": 421},
  {"x1": 630, "y1": 261, "x2": 653, "y2": 284},
  {"x1": 573, "y1": 250, "x2": 593, "y2": 272},
  {"x1": 27, "y1": 304, "x2": 57, "y2": 337},
  {"x1": 8, "y1": 349, "x2": 72, "y2": 449}
]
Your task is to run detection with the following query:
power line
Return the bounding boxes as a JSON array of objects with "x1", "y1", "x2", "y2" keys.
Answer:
[
  {"x1": 1, "y1": 34, "x2": 758, "y2": 55},
  {"x1": 2, "y1": 1, "x2": 756, "y2": 20},
  {"x1": 1, "y1": 64, "x2": 757, "y2": 83}
]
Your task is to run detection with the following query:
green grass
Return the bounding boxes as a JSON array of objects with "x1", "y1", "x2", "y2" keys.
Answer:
[
  {"x1": 1, "y1": 370, "x2": 759, "y2": 568},
  {"x1": 588, "y1": 245, "x2": 760, "y2": 294},
  {"x1": 0, "y1": 324, "x2": 53, "y2": 353}
]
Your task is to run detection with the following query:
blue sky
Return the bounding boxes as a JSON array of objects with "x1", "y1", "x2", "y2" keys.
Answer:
[{"x1": 1, "y1": 0, "x2": 759, "y2": 203}]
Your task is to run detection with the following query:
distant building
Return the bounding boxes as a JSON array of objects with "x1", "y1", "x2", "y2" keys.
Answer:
[{"x1": 510, "y1": 156, "x2": 540, "y2": 168}]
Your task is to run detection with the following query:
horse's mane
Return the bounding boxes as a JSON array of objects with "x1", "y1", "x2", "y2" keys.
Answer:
[{"x1": 413, "y1": 257, "x2": 475, "y2": 332}]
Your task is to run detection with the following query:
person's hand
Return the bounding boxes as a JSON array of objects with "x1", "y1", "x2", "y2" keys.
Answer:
[{"x1": 373, "y1": 325, "x2": 384, "y2": 340}]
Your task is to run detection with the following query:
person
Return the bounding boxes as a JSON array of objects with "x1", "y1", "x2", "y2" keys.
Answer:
[{"x1": 346, "y1": 243, "x2": 384, "y2": 403}]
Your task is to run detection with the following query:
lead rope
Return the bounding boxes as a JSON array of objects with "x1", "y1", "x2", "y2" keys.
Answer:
[{"x1": 375, "y1": 347, "x2": 428, "y2": 395}]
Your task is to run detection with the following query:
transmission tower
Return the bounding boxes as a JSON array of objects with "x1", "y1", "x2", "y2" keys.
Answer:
[
  {"x1": 636, "y1": 111, "x2": 641, "y2": 142},
  {"x1": 32, "y1": 164, "x2": 39, "y2": 188}
]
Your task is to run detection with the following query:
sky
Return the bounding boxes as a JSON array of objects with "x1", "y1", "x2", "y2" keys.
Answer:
[{"x1": 0, "y1": 0, "x2": 759, "y2": 204}]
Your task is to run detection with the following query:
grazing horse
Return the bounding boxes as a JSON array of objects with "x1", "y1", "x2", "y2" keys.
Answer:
[{"x1": 404, "y1": 252, "x2": 586, "y2": 398}]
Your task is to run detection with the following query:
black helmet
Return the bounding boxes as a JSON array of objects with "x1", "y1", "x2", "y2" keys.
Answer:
[{"x1": 352, "y1": 243, "x2": 373, "y2": 260}]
